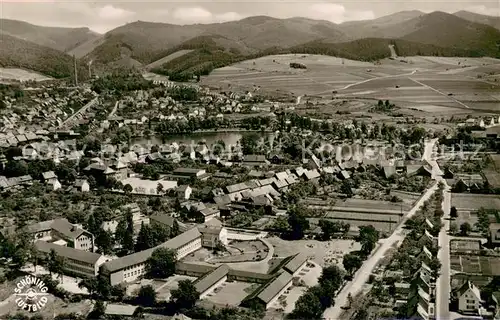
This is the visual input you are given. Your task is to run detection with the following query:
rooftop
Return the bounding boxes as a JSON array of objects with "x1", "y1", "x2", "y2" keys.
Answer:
[
  {"x1": 194, "y1": 264, "x2": 230, "y2": 294},
  {"x1": 102, "y1": 227, "x2": 202, "y2": 272},
  {"x1": 34, "y1": 240, "x2": 103, "y2": 265}
]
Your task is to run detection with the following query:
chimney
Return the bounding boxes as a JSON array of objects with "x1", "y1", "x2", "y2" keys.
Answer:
[{"x1": 73, "y1": 55, "x2": 78, "y2": 86}]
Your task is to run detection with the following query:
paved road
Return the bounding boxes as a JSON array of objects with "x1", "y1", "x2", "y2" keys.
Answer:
[
  {"x1": 436, "y1": 183, "x2": 451, "y2": 320},
  {"x1": 59, "y1": 96, "x2": 98, "y2": 128},
  {"x1": 323, "y1": 139, "x2": 442, "y2": 320},
  {"x1": 323, "y1": 181, "x2": 439, "y2": 319},
  {"x1": 108, "y1": 100, "x2": 120, "y2": 118}
]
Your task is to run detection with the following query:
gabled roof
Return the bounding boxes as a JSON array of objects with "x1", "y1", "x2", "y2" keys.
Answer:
[
  {"x1": 42, "y1": 171, "x2": 57, "y2": 180},
  {"x1": 74, "y1": 179, "x2": 89, "y2": 187},
  {"x1": 149, "y1": 213, "x2": 175, "y2": 227},
  {"x1": 383, "y1": 166, "x2": 397, "y2": 178},
  {"x1": 244, "y1": 155, "x2": 267, "y2": 163},
  {"x1": 102, "y1": 227, "x2": 202, "y2": 272},
  {"x1": 252, "y1": 271, "x2": 293, "y2": 304},
  {"x1": 304, "y1": 169, "x2": 320, "y2": 180},
  {"x1": 34, "y1": 240, "x2": 102, "y2": 265},
  {"x1": 282, "y1": 253, "x2": 308, "y2": 274},
  {"x1": 199, "y1": 207, "x2": 219, "y2": 217},
  {"x1": 51, "y1": 218, "x2": 87, "y2": 239},
  {"x1": 226, "y1": 183, "x2": 249, "y2": 194},
  {"x1": 26, "y1": 219, "x2": 62, "y2": 234},
  {"x1": 104, "y1": 303, "x2": 138, "y2": 316},
  {"x1": 456, "y1": 281, "x2": 482, "y2": 302},
  {"x1": 193, "y1": 264, "x2": 230, "y2": 294}
]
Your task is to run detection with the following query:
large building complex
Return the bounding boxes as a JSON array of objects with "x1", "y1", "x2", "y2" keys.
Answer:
[{"x1": 101, "y1": 228, "x2": 204, "y2": 285}]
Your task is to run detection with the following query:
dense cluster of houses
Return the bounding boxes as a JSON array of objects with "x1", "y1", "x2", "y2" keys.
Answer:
[{"x1": 0, "y1": 87, "x2": 97, "y2": 148}]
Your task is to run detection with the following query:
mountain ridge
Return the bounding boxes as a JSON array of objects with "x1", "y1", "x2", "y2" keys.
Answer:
[
  {"x1": 0, "y1": 19, "x2": 100, "y2": 52},
  {"x1": 1, "y1": 10, "x2": 500, "y2": 78}
]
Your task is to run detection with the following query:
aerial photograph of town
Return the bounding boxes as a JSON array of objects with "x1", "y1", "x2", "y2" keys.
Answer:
[{"x1": 0, "y1": 0, "x2": 499, "y2": 319}]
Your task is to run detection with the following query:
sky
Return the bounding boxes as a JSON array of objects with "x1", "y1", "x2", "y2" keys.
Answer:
[{"x1": 1, "y1": 0, "x2": 499, "y2": 33}]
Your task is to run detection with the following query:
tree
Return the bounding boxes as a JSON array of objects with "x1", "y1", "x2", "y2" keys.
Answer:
[
  {"x1": 341, "y1": 180, "x2": 353, "y2": 197},
  {"x1": 137, "y1": 285, "x2": 156, "y2": 306},
  {"x1": 171, "y1": 220, "x2": 180, "y2": 237},
  {"x1": 157, "y1": 183, "x2": 164, "y2": 195},
  {"x1": 146, "y1": 247, "x2": 176, "y2": 278},
  {"x1": 95, "y1": 229, "x2": 113, "y2": 255},
  {"x1": 460, "y1": 222, "x2": 472, "y2": 236},
  {"x1": 290, "y1": 289, "x2": 323, "y2": 319},
  {"x1": 115, "y1": 219, "x2": 127, "y2": 247},
  {"x1": 271, "y1": 216, "x2": 290, "y2": 232},
  {"x1": 123, "y1": 184, "x2": 133, "y2": 194},
  {"x1": 450, "y1": 222, "x2": 458, "y2": 234},
  {"x1": 343, "y1": 252, "x2": 363, "y2": 275},
  {"x1": 151, "y1": 223, "x2": 170, "y2": 245},
  {"x1": 170, "y1": 279, "x2": 199, "y2": 309},
  {"x1": 240, "y1": 133, "x2": 260, "y2": 154},
  {"x1": 135, "y1": 222, "x2": 155, "y2": 252},
  {"x1": 450, "y1": 206, "x2": 458, "y2": 218},
  {"x1": 79, "y1": 277, "x2": 98, "y2": 296},
  {"x1": 358, "y1": 225, "x2": 379, "y2": 256},
  {"x1": 287, "y1": 206, "x2": 310, "y2": 240},
  {"x1": 320, "y1": 265, "x2": 344, "y2": 290},
  {"x1": 48, "y1": 249, "x2": 64, "y2": 281},
  {"x1": 319, "y1": 219, "x2": 345, "y2": 240},
  {"x1": 119, "y1": 209, "x2": 135, "y2": 252},
  {"x1": 92, "y1": 300, "x2": 105, "y2": 318}
]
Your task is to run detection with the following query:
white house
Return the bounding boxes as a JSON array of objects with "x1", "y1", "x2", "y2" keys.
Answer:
[
  {"x1": 177, "y1": 185, "x2": 192, "y2": 200},
  {"x1": 48, "y1": 179, "x2": 62, "y2": 191},
  {"x1": 457, "y1": 281, "x2": 483, "y2": 314},
  {"x1": 74, "y1": 179, "x2": 90, "y2": 192}
]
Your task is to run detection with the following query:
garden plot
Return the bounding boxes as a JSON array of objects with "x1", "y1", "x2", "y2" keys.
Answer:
[
  {"x1": 336, "y1": 198, "x2": 412, "y2": 211},
  {"x1": 452, "y1": 255, "x2": 500, "y2": 276},
  {"x1": 325, "y1": 211, "x2": 403, "y2": 223},
  {"x1": 451, "y1": 194, "x2": 500, "y2": 210}
]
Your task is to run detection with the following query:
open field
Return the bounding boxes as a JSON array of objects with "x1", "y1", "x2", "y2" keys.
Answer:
[
  {"x1": 451, "y1": 255, "x2": 500, "y2": 276},
  {"x1": 451, "y1": 194, "x2": 500, "y2": 210},
  {"x1": 201, "y1": 54, "x2": 500, "y2": 116},
  {"x1": 0, "y1": 68, "x2": 53, "y2": 82}
]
